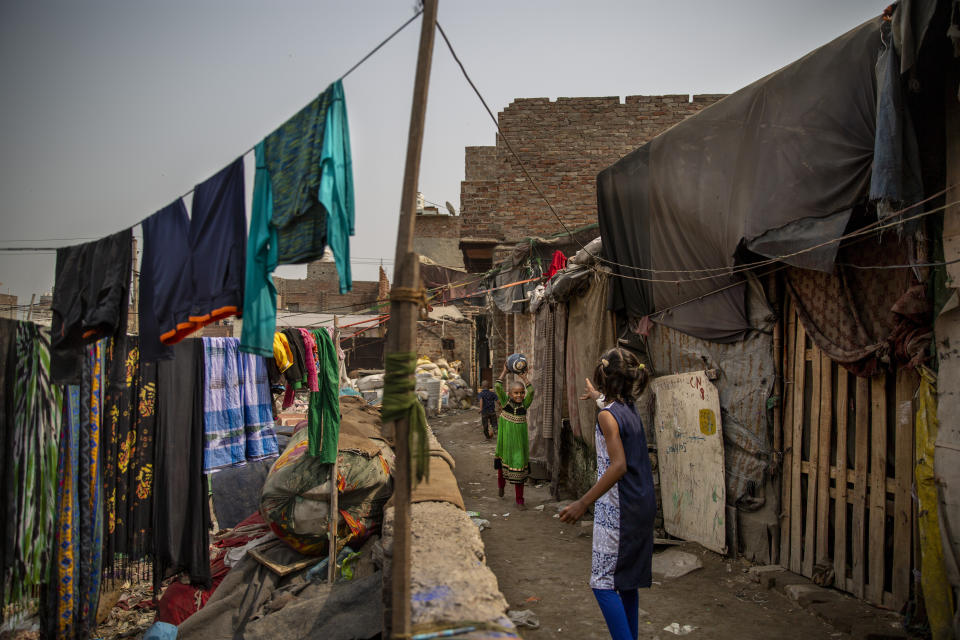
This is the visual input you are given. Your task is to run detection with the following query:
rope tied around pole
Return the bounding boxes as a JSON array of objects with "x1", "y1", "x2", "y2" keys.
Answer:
[
  {"x1": 390, "y1": 286, "x2": 431, "y2": 319},
  {"x1": 382, "y1": 352, "x2": 430, "y2": 483}
]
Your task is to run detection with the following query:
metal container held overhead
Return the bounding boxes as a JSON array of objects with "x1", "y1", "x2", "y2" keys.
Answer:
[{"x1": 507, "y1": 353, "x2": 528, "y2": 374}]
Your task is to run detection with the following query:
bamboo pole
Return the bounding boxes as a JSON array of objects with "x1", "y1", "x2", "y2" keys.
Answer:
[{"x1": 388, "y1": 2, "x2": 438, "y2": 637}]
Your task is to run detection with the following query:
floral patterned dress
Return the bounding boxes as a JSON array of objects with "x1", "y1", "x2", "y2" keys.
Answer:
[{"x1": 590, "y1": 401, "x2": 656, "y2": 591}]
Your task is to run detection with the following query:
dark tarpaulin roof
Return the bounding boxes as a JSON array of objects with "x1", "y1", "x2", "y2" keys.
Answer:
[{"x1": 598, "y1": 16, "x2": 887, "y2": 342}]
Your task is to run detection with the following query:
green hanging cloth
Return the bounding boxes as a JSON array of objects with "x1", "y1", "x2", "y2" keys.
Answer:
[{"x1": 308, "y1": 328, "x2": 340, "y2": 462}]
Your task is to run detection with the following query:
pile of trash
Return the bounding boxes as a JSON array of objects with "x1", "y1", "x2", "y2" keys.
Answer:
[
  {"x1": 352, "y1": 357, "x2": 473, "y2": 413},
  {"x1": 355, "y1": 370, "x2": 385, "y2": 405},
  {"x1": 414, "y1": 357, "x2": 473, "y2": 413},
  {"x1": 260, "y1": 406, "x2": 394, "y2": 555}
]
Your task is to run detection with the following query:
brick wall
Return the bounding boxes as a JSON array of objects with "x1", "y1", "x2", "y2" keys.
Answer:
[
  {"x1": 459, "y1": 94, "x2": 724, "y2": 245},
  {"x1": 0, "y1": 293, "x2": 17, "y2": 320},
  {"x1": 276, "y1": 261, "x2": 382, "y2": 313},
  {"x1": 414, "y1": 213, "x2": 464, "y2": 269},
  {"x1": 460, "y1": 146, "x2": 499, "y2": 241}
]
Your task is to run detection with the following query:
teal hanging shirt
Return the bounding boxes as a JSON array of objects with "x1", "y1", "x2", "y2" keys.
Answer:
[
  {"x1": 318, "y1": 81, "x2": 355, "y2": 294},
  {"x1": 239, "y1": 142, "x2": 278, "y2": 357}
]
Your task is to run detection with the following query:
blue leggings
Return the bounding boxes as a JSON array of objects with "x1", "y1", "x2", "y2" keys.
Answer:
[{"x1": 593, "y1": 588, "x2": 639, "y2": 640}]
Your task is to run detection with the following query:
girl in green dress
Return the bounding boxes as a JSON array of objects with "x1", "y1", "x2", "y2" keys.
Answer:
[{"x1": 494, "y1": 362, "x2": 534, "y2": 508}]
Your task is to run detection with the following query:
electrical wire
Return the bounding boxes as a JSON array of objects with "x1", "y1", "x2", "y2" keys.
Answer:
[
  {"x1": 0, "y1": 237, "x2": 100, "y2": 243},
  {"x1": 340, "y1": 10, "x2": 422, "y2": 81},
  {"x1": 840, "y1": 256, "x2": 960, "y2": 270},
  {"x1": 436, "y1": 20, "x2": 958, "y2": 284},
  {"x1": 435, "y1": 22, "x2": 587, "y2": 250},
  {"x1": 607, "y1": 195, "x2": 960, "y2": 284}
]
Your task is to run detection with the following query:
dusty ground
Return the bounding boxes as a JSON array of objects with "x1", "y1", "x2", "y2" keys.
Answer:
[{"x1": 431, "y1": 408, "x2": 849, "y2": 640}]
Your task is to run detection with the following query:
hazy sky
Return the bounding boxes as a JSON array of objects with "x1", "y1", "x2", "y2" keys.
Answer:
[{"x1": 0, "y1": 0, "x2": 885, "y2": 304}]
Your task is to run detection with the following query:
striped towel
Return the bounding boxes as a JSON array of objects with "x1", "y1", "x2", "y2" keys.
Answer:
[
  {"x1": 203, "y1": 338, "x2": 278, "y2": 472},
  {"x1": 238, "y1": 350, "x2": 278, "y2": 461}
]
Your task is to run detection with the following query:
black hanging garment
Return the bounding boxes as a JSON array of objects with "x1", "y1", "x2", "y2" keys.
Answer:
[
  {"x1": 153, "y1": 339, "x2": 210, "y2": 590},
  {"x1": 50, "y1": 229, "x2": 133, "y2": 384},
  {"x1": 102, "y1": 336, "x2": 157, "y2": 580},
  {"x1": 139, "y1": 159, "x2": 246, "y2": 361}
]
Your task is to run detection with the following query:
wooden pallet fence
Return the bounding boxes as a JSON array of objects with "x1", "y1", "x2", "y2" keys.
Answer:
[{"x1": 779, "y1": 302, "x2": 916, "y2": 610}]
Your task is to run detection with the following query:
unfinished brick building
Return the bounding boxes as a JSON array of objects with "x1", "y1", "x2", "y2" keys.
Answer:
[
  {"x1": 275, "y1": 261, "x2": 383, "y2": 315},
  {"x1": 459, "y1": 94, "x2": 725, "y2": 381}
]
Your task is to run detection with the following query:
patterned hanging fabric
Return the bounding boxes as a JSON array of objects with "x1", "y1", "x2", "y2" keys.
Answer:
[
  {"x1": 102, "y1": 336, "x2": 157, "y2": 583},
  {"x1": 0, "y1": 321, "x2": 62, "y2": 624},
  {"x1": 78, "y1": 341, "x2": 106, "y2": 634},
  {"x1": 51, "y1": 384, "x2": 81, "y2": 639},
  {"x1": 49, "y1": 340, "x2": 107, "y2": 639}
]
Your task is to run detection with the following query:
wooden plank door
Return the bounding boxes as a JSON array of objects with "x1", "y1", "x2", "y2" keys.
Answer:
[{"x1": 779, "y1": 308, "x2": 916, "y2": 610}]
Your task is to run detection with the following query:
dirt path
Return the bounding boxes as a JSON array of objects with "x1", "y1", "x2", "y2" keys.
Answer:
[{"x1": 431, "y1": 408, "x2": 846, "y2": 640}]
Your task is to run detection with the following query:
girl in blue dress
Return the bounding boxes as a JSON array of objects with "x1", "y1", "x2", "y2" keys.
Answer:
[{"x1": 560, "y1": 347, "x2": 655, "y2": 640}]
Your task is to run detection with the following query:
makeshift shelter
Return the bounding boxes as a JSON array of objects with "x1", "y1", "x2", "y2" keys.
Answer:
[
  {"x1": 589, "y1": 0, "x2": 956, "y2": 623},
  {"x1": 471, "y1": 3, "x2": 960, "y2": 628}
]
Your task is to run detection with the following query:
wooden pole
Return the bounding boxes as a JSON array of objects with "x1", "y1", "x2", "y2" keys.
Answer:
[
  {"x1": 388, "y1": 2, "x2": 438, "y2": 637},
  {"x1": 329, "y1": 315, "x2": 340, "y2": 584},
  {"x1": 770, "y1": 272, "x2": 783, "y2": 565},
  {"x1": 26, "y1": 293, "x2": 36, "y2": 322}
]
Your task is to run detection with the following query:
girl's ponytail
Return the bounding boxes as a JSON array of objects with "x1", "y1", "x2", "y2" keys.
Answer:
[{"x1": 593, "y1": 347, "x2": 647, "y2": 403}]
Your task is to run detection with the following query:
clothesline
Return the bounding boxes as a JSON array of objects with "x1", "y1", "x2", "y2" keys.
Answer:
[
  {"x1": 0, "y1": 11, "x2": 421, "y2": 252},
  {"x1": 128, "y1": 9, "x2": 422, "y2": 230}
]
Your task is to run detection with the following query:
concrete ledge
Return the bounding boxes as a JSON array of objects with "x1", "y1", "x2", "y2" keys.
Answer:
[{"x1": 382, "y1": 502, "x2": 518, "y2": 639}]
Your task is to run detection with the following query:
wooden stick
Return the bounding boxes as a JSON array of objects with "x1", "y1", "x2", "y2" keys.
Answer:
[
  {"x1": 329, "y1": 314, "x2": 341, "y2": 585},
  {"x1": 852, "y1": 376, "x2": 870, "y2": 599},
  {"x1": 815, "y1": 353, "x2": 832, "y2": 566},
  {"x1": 867, "y1": 376, "x2": 887, "y2": 604},
  {"x1": 779, "y1": 297, "x2": 795, "y2": 567},
  {"x1": 834, "y1": 368, "x2": 849, "y2": 588},
  {"x1": 387, "y1": 2, "x2": 438, "y2": 636},
  {"x1": 789, "y1": 317, "x2": 806, "y2": 574},
  {"x1": 803, "y1": 342, "x2": 822, "y2": 577},
  {"x1": 892, "y1": 369, "x2": 914, "y2": 609},
  {"x1": 328, "y1": 429, "x2": 339, "y2": 584}
]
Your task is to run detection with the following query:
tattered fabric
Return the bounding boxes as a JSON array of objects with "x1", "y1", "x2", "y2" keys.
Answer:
[
  {"x1": 565, "y1": 270, "x2": 617, "y2": 444},
  {"x1": 641, "y1": 277, "x2": 775, "y2": 506},
  {"x1": 785, "y1": 236, "x2": 930, "y2": 376}
]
